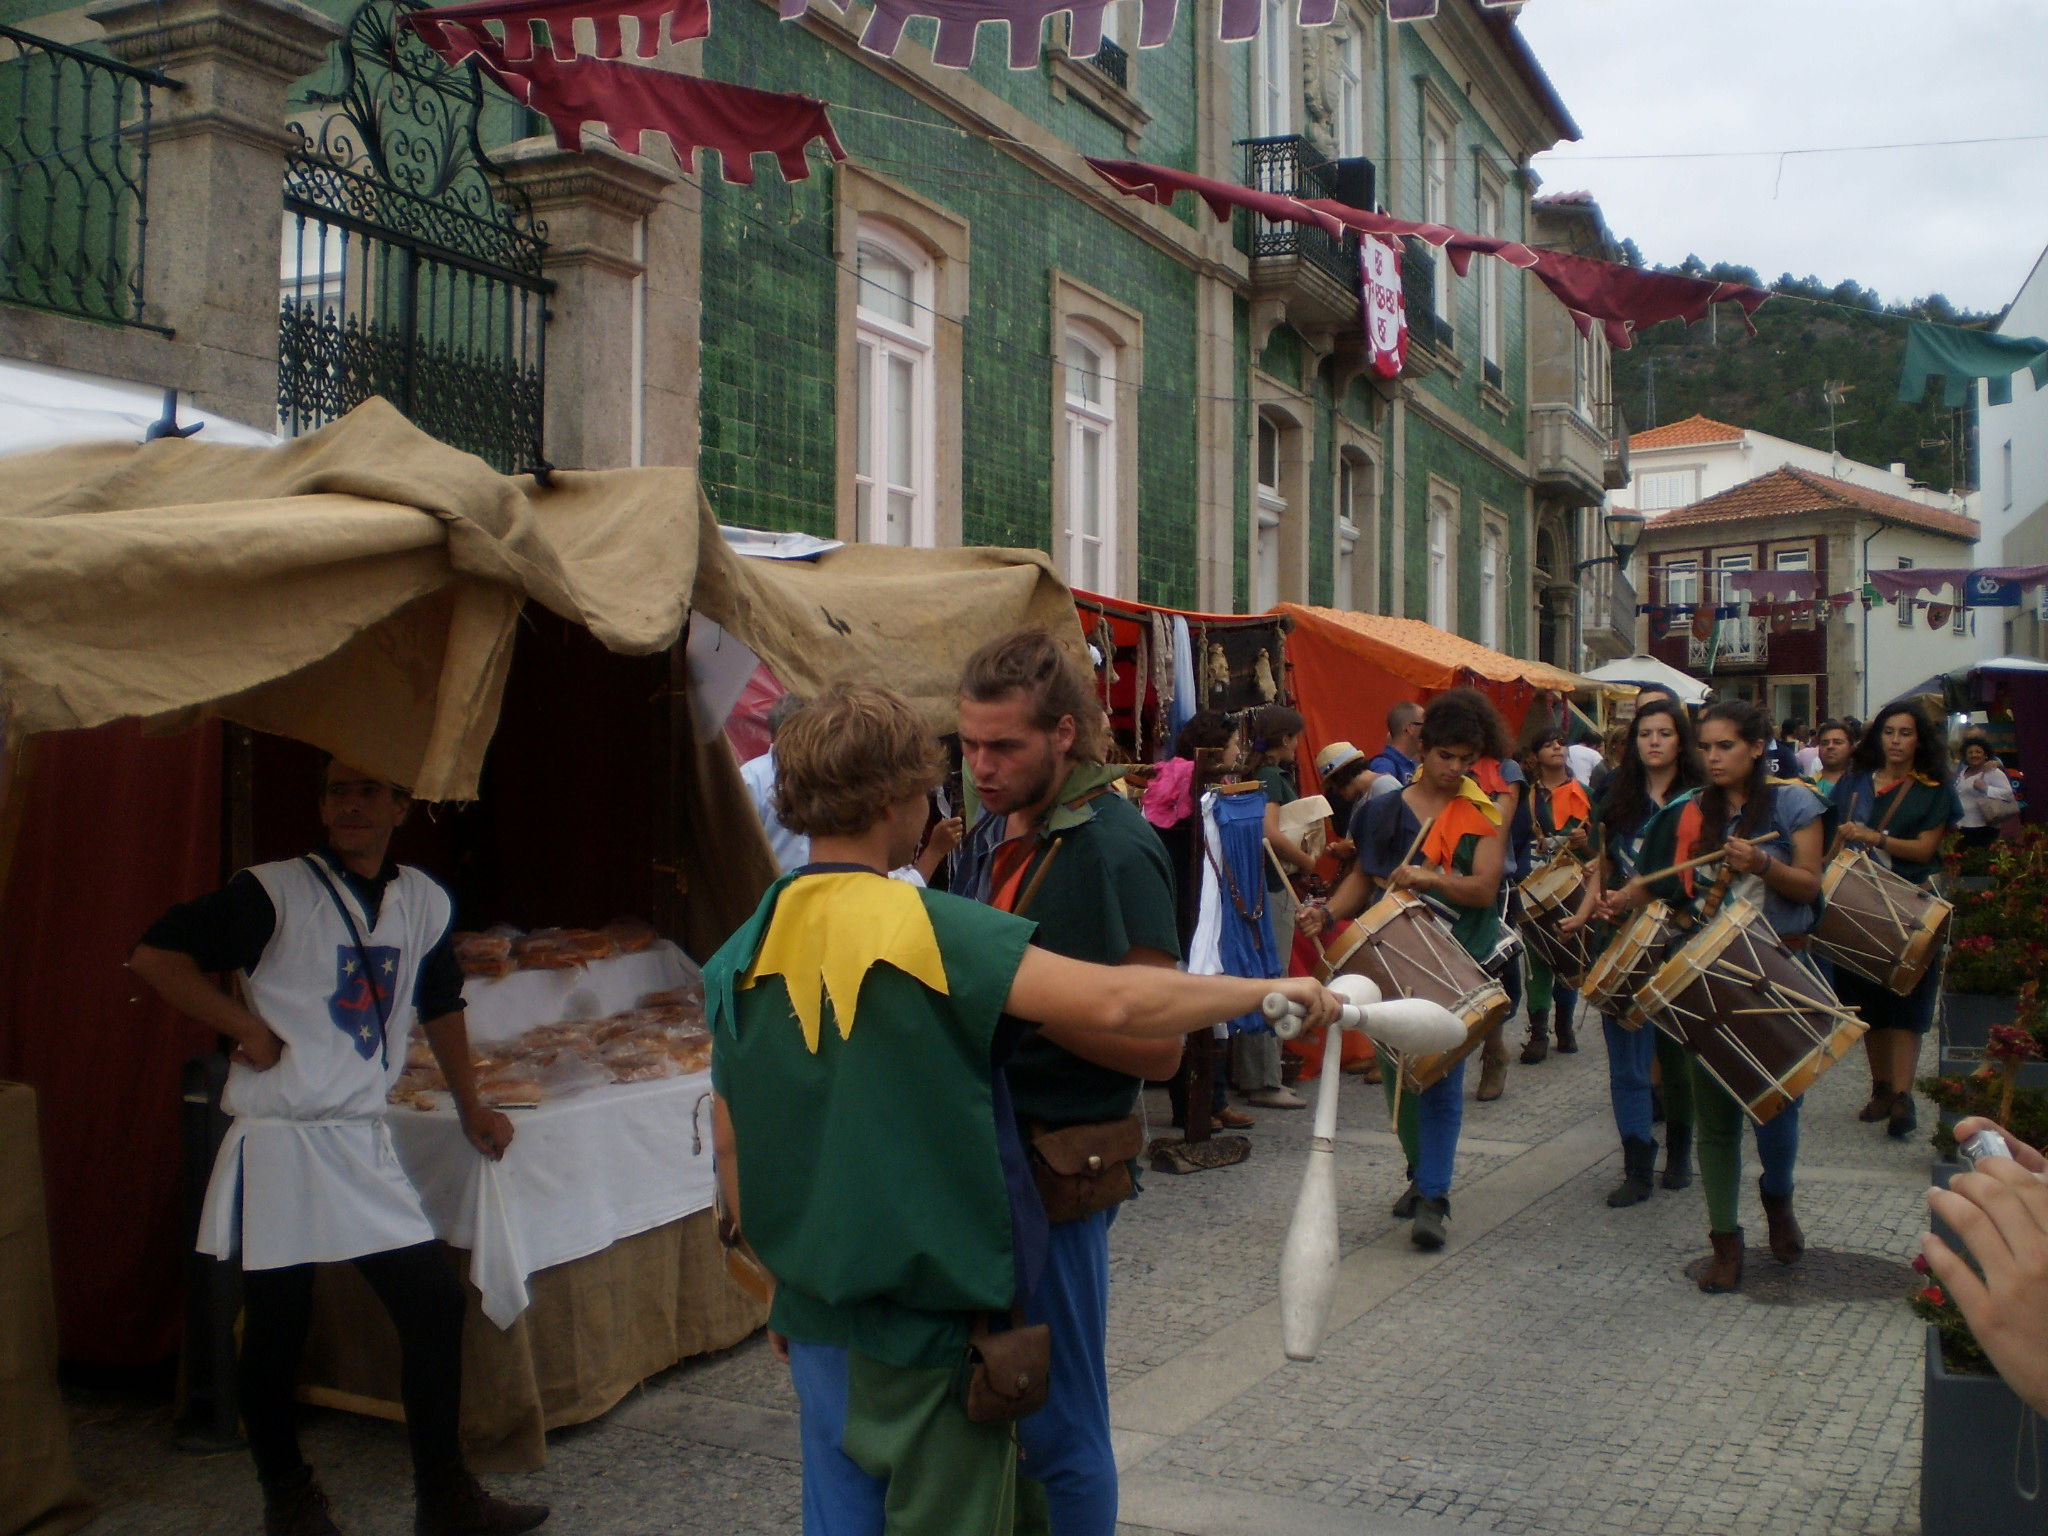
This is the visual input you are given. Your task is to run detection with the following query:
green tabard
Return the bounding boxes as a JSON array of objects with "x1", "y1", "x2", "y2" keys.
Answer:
[{"x1": 707, "y1": 873, "x2": 1036, "y2": 1369}]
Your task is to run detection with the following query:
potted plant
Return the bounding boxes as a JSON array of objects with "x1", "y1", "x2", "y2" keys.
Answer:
[
  {"x1": 1940, "y1": 829, "x2": 2048, "y2": 1049},
  {"x1": 1912, "y1": 1260, "x2": 2048, "y2": 1536}
]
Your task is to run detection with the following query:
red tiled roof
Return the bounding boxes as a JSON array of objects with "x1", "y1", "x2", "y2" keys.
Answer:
[
  {"x1": 1647, "y1": 466, "x2": 1978, "y2": 542},
  {"x1": 1630, "y1": 413, "x2": 1746, "y2": 450}
]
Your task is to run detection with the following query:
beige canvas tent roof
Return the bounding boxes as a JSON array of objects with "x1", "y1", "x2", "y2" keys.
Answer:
[{"x1": 0, "y1": 400, "x2": 1080, "y2": 802}]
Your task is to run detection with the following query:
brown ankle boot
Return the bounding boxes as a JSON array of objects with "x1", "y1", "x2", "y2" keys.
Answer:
[
  {"x1": 264, "y1": 1469, "x2": 342, "y2": 1536},
  {"x1": 1697, "y1": 1228, "x2": 1744, "y2": 1293},
  {"x1": 414, "y1": 1468, "x2": 548, "y2": 1536},
  {"x1": 1759, "y1": 1181, "x2": 1804, "y2": 1262},
  {"x1": 1519, "y1": 1007, "x2": 1550, "y2": 1064},
  {"x1": 1857, "y1": 1080, "x2": 1892, "y2": 1122},
  {"x1": 1476, "y1": 1025, "x2": 1507, "y2": 1100}
]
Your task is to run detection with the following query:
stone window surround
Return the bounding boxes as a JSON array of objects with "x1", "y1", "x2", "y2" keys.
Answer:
[
  {"x1": 1331, "y1": 414, "x2": 1382, "y2": 612},
  {"x1": 1425, "y1": 473, "x2": 1461, "y2": 629},
  {"x1": 1049, "y1": 270, "x2": 1143, "y2": 598},
  {"x1": 1479, "y1": 503, "x2": 1508, "y2": 650},
  {"x1": 833, "y1": 163, "x2": 969, "y2": 546},
  {"x1": 1251, "y1": 372, "x2": 1314, "y2": 610}
]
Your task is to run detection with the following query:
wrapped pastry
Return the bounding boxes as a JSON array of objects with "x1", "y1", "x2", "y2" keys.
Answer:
[
  {"x1": 565, "y1": 928, "x2": 620, "y2": 962},
  {"x1": 517, "y1": 929, "x2": 584, "y2": 970},
  {"x1": 604, "y1": 919, "x2": 658, "y2": 954},
  {"x1": 477, "y1": 1074, "x2": 545, "y2": 1107},
  {"x1": 603, "y1": 1052, "x2": 672, "y2": 1084}
]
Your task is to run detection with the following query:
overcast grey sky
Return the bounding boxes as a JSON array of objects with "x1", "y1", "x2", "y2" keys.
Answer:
[{"x1": 1517, "y1": 0, "x2": 2048, "y2": 314}]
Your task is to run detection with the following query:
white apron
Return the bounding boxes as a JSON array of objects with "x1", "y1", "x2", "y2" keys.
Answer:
[{"x1": 196, "y1": 855, "x2": 452, "y2": 1270}]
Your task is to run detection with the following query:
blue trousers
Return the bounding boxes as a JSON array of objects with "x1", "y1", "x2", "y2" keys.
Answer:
[
  {"x1": 1018, "y1": 1210, "x2": 1118, "y2": 1536},
  {"x1": 1378, "y1": 1051, "x2": 1466, "y2": 1201},
  {"x1": 1604, "y1": 1016, "x2": 1657, "y2": 1141},
  {"x1": 789, "y1": 1341, "x2": 885, "y2": 1536}
]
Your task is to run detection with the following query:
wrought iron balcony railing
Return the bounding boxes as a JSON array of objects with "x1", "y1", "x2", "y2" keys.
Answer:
[
  {"x1": 1091, "y1": 37, "x2": 1129, "y2": 89},
  {"x1": 0, "y1": 22, "x2": 177, "y2": 328},
  {"x1": 1239, "y1": 134, "x2": 1355, "y2": 288},
  {"x1": 1401, "y1": 237, "x2": 1453, "y2": 354}
]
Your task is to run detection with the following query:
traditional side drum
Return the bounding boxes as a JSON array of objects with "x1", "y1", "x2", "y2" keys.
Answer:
[
  {"x1": 1635, "y1": 899, "x2": 1867, "y2": 1125},
  {"x1": 1581, "y1": 900, "x2": 1680, "y2": 1027},
  {"x1": 1326, "y1": 891, "x2": 1511, "y2": 1093},
  {"x1": 1811, "y1": 847, "x2": 1952, "y2": 995},
  {"x1": 1516, "y1": 854, "x2": 1594, "y2": 987}
]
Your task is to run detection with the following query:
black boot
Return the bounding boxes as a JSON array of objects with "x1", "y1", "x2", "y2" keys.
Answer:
[
  {"x1": 1520, "y1": 1007, "x2": 1551, "y2": 1064},
  {"x1": 414, "y1": 1469, "x2": 548, "y2": 1536},
  {"x1": 1553, "y1": 998, "x2": 1578, "y2": 1054},
  {"x1": 1606, "y1": 1136, "x2": 1658, "y2": 1208},
  {"x1": 1410, "y1": 1195, "x2": 1450, "y2": 1250},
  {"x1": 1759, "y1": 1178, "x2": 1805, "y2": 1263},
  {"x1": 263, "y1": 1469, "x2": 342, "y2": 1536},
  {"x1": 1391, "y1": 1167, "x2": 1421, "y2": 1219},
  {"x1": 1857, "y1": 1079, "x2": 1893, "y2": 1122},
  {"x1": 1888, "y1": 1091, "x2": 1918, "y2": 1141},
  {"x1": 1660, "y1": 1120, "x2": 1694, "y2": 1190}
]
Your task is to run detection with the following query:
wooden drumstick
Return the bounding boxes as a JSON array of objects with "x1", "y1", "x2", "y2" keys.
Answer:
[{"x1": 1627, "y1": 831, "x2": 1782, "y2": 890}]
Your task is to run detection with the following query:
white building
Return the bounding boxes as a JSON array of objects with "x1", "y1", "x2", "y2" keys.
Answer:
[
  {"x1": 1618, "y1": 413, "x2": 1965, "y2": 518},
  {"x1": 1976, "y1": 245, "x2": 2048, "y2": 657}
]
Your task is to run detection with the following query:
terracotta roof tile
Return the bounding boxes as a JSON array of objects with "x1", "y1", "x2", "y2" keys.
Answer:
[
  {"x1": 1647, "y1": 466, "x2": 1978, "y2": 542},
  {"x1": 1630, "y1": 413, "x2": 1746, "y2": 449}
]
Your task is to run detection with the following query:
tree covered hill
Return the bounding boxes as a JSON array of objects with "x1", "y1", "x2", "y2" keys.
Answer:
[{"x1": 1607, "y1": 258, "x2": 1997, "y2": 495}]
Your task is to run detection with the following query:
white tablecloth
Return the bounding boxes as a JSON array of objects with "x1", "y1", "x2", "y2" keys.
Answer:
[{"x1": 388, "y1": 1072, "x2": 714, "y2": 1328}]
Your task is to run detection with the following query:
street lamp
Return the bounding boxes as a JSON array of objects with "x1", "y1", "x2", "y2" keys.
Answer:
[{"x1": 1574, "y1": 508, "x2": 1645, "y2": 577}]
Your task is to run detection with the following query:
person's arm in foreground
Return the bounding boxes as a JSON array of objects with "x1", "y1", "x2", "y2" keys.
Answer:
[
  {"x1": 422, "y1": 1009, "x2": 516, "y2": 1159},
  {"x1": 1924, "y1": 1116, "x2": 2048, "y2": 1417},
  {"x1": 1034, "y1": 946, "x2": 1185, "y2": 1080},
  {"x1": 1007, "y1": 949, "x2": 1338, "y2": 1040},
  {"x1": 129, "y1": 945, "x2": 285, "y2": 1069}
]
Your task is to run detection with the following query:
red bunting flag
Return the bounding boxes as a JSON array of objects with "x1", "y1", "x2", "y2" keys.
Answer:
[
  {"x1": 404, "y1": 0, "x2": 709, "y2": 63},
  {"x1": 420, "y1": 33, "x2": 846, "y2": 184}
]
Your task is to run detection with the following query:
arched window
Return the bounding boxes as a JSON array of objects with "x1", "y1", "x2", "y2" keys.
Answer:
[
  {"x1": 1252, "y1": 0, "x2": 1294, "y2": 138},
  {"x1": 853, "y1": 222, "x2": 935, "y2": 547},
  {"x1": 1427, "y1": 495, "x2": 1455, "y2": 628},
  {"x1": 1061, "y1": 323, "x2": 1118, "y2": 593},
  {"x1": 1256, "y1": 412, "x2": 1289, "y2": 611},
  {"x1": 1335, "y1": 448, "x2": 1373, "y2": 611}
]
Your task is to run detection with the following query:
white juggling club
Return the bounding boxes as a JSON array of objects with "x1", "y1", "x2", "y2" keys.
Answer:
[{"x1": 1263, "y1": 974, "x2": 1465, "y2": 1362}]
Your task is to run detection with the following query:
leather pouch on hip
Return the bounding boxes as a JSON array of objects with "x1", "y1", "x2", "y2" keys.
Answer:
[
  {"x1": 963, "y1": 1312, "x2": 1052, "y2": 1423},
  {"x1": 1027, "y1": 1114, "x2": 1145, "y2": 1224}
]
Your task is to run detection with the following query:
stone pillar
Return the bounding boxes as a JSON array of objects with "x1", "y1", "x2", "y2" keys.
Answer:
[
  {"x1": 494, "y1": 138, "x2": 681, "y2": 471},
  {"x1": 87, "y1": 0, "x2": 340, "y2": 428}
]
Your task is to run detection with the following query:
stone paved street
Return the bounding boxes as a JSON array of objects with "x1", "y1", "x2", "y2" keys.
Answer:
[{"x1": 69, "y1": 1022, "x2": 1938, "y2": 1535}]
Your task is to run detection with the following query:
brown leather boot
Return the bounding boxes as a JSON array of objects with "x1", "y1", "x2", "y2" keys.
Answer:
[
  {"x1": 1759, "y1": 1180, "x2": 1805, "y2": 1262},
  {"x1": 1476, "y1": 1024, "x2": 1507, "y2": 1100},
  {"x1": 1697, "y1": 1228, "x2": 1744, "y2": 1293},
  {"x1": 263, "y1": 1469, "x2": 342, "y2": 1536},
  {"x1": 1519, "y1": 1007, "x2": 1550, "y2": 1064},
  {"x1": 414, "y1": 1468, "x2": 549, "y2": 1536},
  {"x1": 1857, "y1": 1079, "x2": 1892, "y2": 1122}
]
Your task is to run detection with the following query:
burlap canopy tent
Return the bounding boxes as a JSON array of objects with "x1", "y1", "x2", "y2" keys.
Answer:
[
  {"x1": 0, "y1": 399, "x2": 1081, "y2": 1391},
  {"x1": 1277, "y1": 604, "x2": 1596, "y2": 779}
]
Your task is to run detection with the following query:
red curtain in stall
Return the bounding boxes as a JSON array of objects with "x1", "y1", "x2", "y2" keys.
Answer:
[{"x1": 0, "y1": 721, "x2": 222, "y2": 1365}]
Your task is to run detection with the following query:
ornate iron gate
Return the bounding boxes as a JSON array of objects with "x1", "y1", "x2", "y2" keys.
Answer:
[{"x1": 279, "y1": 0, "x2": 550, "y2": 472}]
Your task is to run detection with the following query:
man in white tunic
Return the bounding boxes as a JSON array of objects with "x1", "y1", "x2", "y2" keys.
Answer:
[{"x1": 131, "y1": 761, "x2": 547, "y2": 1536}]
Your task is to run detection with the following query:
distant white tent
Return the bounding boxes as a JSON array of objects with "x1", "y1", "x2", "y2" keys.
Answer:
[
  {"x1": 1580, "y1": 654, "x2": 1713, "y2": 707},
  {"x1": 0, "y1": 359, "x2": 279, "y2": 457}
]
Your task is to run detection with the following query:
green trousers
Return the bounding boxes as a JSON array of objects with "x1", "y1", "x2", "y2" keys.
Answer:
[
  {"x1": 1655, "y1": 1030, "x2": 1694, "y2": 1124},
  {"x1": 842, "y1": 1353, "x2": 1020, "y2": 1536},
  {"x1": 1687, "y1": 1054, "x2": 1798, "y2": 1234}
]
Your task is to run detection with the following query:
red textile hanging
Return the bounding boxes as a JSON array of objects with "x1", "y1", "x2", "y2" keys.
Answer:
[
  {"x1": 783, "y1": 0, "x2": 1182, "y2": 69},
  {"x1": 1085, "y1": 157, "x2": 1772, "y2": 350},
  {"x1": 440, "y1": 41, "x2": 846, "y2": 184},
  {"x1": 403, "y1": 0, "x2": 709, "y2": 63},
  {"x1": 0, "y1": 721, "x2": 222, "y2": 1365}
]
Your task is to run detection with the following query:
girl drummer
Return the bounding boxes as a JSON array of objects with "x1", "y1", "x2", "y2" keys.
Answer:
[
  {"x1": 1516, "y1": 721, "x2": 1590, "y2": 1068},
  {"x1": 1300, "y1": 688, "x2": 1509, "y2": 1251},
  {"x1": 1830, "y1": 700, "x2": 1960, "y2": 1140},
  {"x1": 1571, "y1": 697, "x2": 1704, "y2": 1208},
  {"x1": 1622, "y1": 699, "x2": 1830, "y2": 1294}
]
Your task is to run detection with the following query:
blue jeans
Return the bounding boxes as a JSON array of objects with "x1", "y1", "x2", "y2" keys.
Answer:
[
  {"x1": 788, "y1": 1341, "x2": 885, "y2": 1536},
  {"x1": 1604, "y1": 1016, "x2": 1657, "y2": 1142},
  {"x1": 1018, "y1": 1210, "x2": 1118, "y2": 1536},
  {"x1": 1380, "y1": 1051, "x2": 1466, "y2": 1201}
]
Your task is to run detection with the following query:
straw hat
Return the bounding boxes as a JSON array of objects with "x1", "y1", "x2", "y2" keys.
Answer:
[{"x1": 1315, "y1": 740, "x2": 1365, "y2": 781}]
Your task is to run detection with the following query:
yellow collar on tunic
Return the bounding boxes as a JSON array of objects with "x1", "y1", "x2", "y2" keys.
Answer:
[{"x1": 738, "y1": 872, "x2": 949, "y2": 1053}]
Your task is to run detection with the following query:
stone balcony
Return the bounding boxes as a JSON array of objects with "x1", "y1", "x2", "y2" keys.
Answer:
[{"x1": 1530, "y1": 403, "x2": 1610, "y2": 508}]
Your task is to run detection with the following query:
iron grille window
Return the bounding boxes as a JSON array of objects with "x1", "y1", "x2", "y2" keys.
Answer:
[
  {"x1": 1091, "y1": 37, "x2": 1129, "y2": 89},
  {"x1": 1238, "y1": 135, "x2": 1356, "y2": 288},
  {"x1": 0, "y1": 23, "x2": 177, "y2": 329},
  {"x1": 277, "y1": 0, "x2": 551, "y2": 475}
]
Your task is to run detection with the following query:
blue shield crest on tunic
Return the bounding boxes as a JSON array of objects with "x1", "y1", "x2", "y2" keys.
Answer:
[{"x1": 329, "y1": 944, "x2": 399, "y2": 1059}]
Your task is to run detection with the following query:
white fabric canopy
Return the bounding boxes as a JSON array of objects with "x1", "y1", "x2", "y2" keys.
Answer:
[
  {"x1": 0, "y1": 359, "x2": 280, "y2": 456},
  {"x1": 1580, "y1": 654, "x2": 1713, "y2": 706}
]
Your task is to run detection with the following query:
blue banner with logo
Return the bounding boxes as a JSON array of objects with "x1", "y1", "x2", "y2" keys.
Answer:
[{"x1": 1967, "y1": 572, "x2": 2022, "y2": 607}]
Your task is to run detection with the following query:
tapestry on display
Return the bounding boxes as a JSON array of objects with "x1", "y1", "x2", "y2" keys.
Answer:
[
  {"x1": 1358, "y1": 236, "x2": 1407, "y2": 380},
  {"x1": 402, "y1": 0, "x2": 708, "y2": 62}
]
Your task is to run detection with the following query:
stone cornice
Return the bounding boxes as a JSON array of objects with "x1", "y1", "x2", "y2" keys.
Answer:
[
  {"x1": 89, "y1": 0, "x2": 340, "y2": 82},
  {"x1": 495, "y1": 136, "x2": 679, "y2": 221}
]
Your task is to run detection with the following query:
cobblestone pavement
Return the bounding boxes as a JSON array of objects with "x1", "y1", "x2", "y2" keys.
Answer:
[{"x1": 68, "y1": 1020, "x2": 1939, "y2": 1535}]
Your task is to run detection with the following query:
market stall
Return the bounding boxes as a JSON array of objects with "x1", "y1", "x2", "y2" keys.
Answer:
[
  {"x1": 0, "y1": 399, "x2": 1081, "y2": 1467},
  {"x1": 1072, "y1": 589, "x2": 1293, "y2": 759},
  {"x1": 1277, "y1": 605, "x2": 1595, "y2": 777}
]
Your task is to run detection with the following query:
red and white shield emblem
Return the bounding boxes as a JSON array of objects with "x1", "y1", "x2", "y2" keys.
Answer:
[{"x1": 1358, "y1": 236, "x2": 1408, "y2": 380}]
